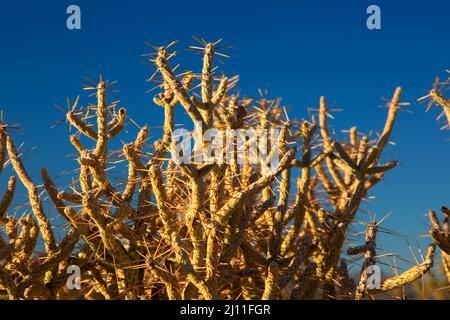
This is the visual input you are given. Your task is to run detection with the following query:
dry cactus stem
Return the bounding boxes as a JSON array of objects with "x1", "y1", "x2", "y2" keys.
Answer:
[
  {"x1": 422, "y1": 70, "x2": 450, "y2": 129},
  {"x1": 422, "y1": 73, "x2": 450, "y2": 285},
  {"x1": 347, "y1": 221, "x2": 435, "y2": 299},
  {"x1": 428, "y1": 209, "x2": 450, "y2": 284},
  {"x1": 0, "y1": 40, "x2": 437, "y2": 300}
]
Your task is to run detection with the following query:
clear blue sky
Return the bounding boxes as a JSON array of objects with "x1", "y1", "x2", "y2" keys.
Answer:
[{"x1": 1, "y1": 0, "x2": 449, "y2": 269}]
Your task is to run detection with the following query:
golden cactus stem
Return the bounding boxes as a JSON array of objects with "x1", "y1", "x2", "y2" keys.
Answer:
[
  {"x1": 58, "y1": 191, "x2": 82, "y2": 204},
  {"x1": 430, "y1": 229, "x2": 450, "y2": 254},
  {"x1": 315, "y1": 162, "x2": 339, "y2": 207},
  {"x1": 334, "y1": 141, "x2": 357, "y2": 172},
  {"x1": 122, "y1": 144, "x2": 140, "y2": 202},
  {"x1": 94, "y1": 81, "x2": 109, "y2": 160},
  {"x1": 319, "y1": 96, "x2": 346, "y2": 191},
  {"x1": 365, "y1": 87, "x2": 402, "y2": 167},
  {"x1": 241, "y1": 138, "x2": 253, "y2": 189},
  {"x1": 356, "y1": 135, "x2": 369, "y2": 167},
  {"x1": 365, "y1": 161, "x2": 398, "y2": 175},
  {"x1": 201, "y1": 43, "x2": 213, "y2": 105},
  {"x1": 205, "y1": 227, "x2": 219, "y2": 287},
  {"x1": 162, "y1": 105, "x2": 174, "y2": 147},
  {"x1": 69, "y1": 135, "x2": 94, "y2": 195},
  {"x1": 429, "y1": 209, "x2": 442, "y2": 230},
  {"x1": 340, "y1": 128, "x2": 359, "y2": 186},
  {"x1": 349, "y1": 126, "x2": 358, "y2": 160},
  {"x1": 135, "y1": 126, "x2": 149, "y2": 150},
  {"x1": 0, "y1": 124, "x2": 7, "y2": 176},
  {"x1": 364, "y1": 172, "x2": 384, "y2": 190},
  {"x1": 429, "y1": 89, "x2": 450, "y2": 127},
  {"x1": 0, "y1": 176, "x2": 16, "y2": 219},
  {"x1": 149, "y1": 163, "x2": 178, "y2": 238},
  {"x1": 107, "y1": 107, "x2": 126, "y2": 139},
  {"x1": 354, "y1": 222, "x2": 377, "y2": 300},
  {"x1": 67, "y1": 111, "x2": 98, "y2": 140},
  {"x1": 442, "y1": 252, "x2": 450, "y2": 284},
  {"x1": 6, "y1": 137, "x2": 56, "y2": 254},
  {"x1": 211, "y1": 76, "x2": 228, "y2": 106},
  {"x1": 258, "y1": 118, "x2": 272, "y2": 203},
  {"x1": 280, "y1": 188, "x2": 307, "y2": 256},
  {"x1": 180, "y1": 164, "x2": 207, "y2": 271},
  {"x1": 347, "y1": 244, "x2": 367, "y2": 256},
  {"x1": 429, "y1": 210, "x2": 450, "y2": 254},
  {"x1": 41, "y1": 168, "x2": 70, "y2": 221},
  {"x1": 155, "y1": 49, "x2": 207, "y2": 129},
  {"x1": 79, "y1": 163, "x2": 92, "y2": 193},
  {"x1": 367, "y1": 244, "x2": 435, "y2": 295},
  {"x1": 136, "y1": 179, "x2": 154, "y2": 231},
  {"x1": 305, "y1": 209, "x2": 320, "y2": 239},
  {"x1": 332, "y1": 157, "x2": 355, "y2": 181},
  {"x1": 68, "y1": 135, "x2": 94, "y2": 194},
  {"x1": 122, "y1": 127, "x2": 149, "y2": 202},
  {"x1": 262, "y1": 261, "x2": 279, "y2": 300},
  {"x1": 69, "y1": 134, "x2": 86, "y2": 154},
  {"x1": 269, "y1": 125, "x2": 291, "y2": 259},
  {"x1": 199, "y1": 43, "x2": 214, "y2": 125},
  {"x1": 9, "y1": 216, "x2": 39, "y2": 271}
]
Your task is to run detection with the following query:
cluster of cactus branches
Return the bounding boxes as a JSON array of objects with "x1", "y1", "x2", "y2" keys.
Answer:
[
  {"x1": 424, "y1": 71, "x2": 450, "y2": 285},
  {"x1": 0, "y1": 124, "x2": 81, "y2": 299},
  {"x1": 0, "y1": 40, "x2": 439, "y2": 300}
]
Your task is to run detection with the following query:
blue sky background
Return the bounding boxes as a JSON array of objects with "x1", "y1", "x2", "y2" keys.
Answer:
[{"x1": 0, "y1": 0, "x2": 449, "y2": 271}]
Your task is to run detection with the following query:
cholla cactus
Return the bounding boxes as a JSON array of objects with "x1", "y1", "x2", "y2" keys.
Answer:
[
  {"x1": 428, "y1": 209, "x2": 450, "y2": 284},
  {"x1": 422, "y1": 70, "x2": 450, "y2": 129},
  {"x1": 421, "y1": 73, "x2": 450, "y2": 285},
  {"x1": 0, "y1": 40, "x2": 437, "y2": 300}
]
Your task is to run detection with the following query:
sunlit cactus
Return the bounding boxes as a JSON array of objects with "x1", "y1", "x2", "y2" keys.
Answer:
[{"x1": 0, "y1": 40, "x2": 439, "y2": 300}]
